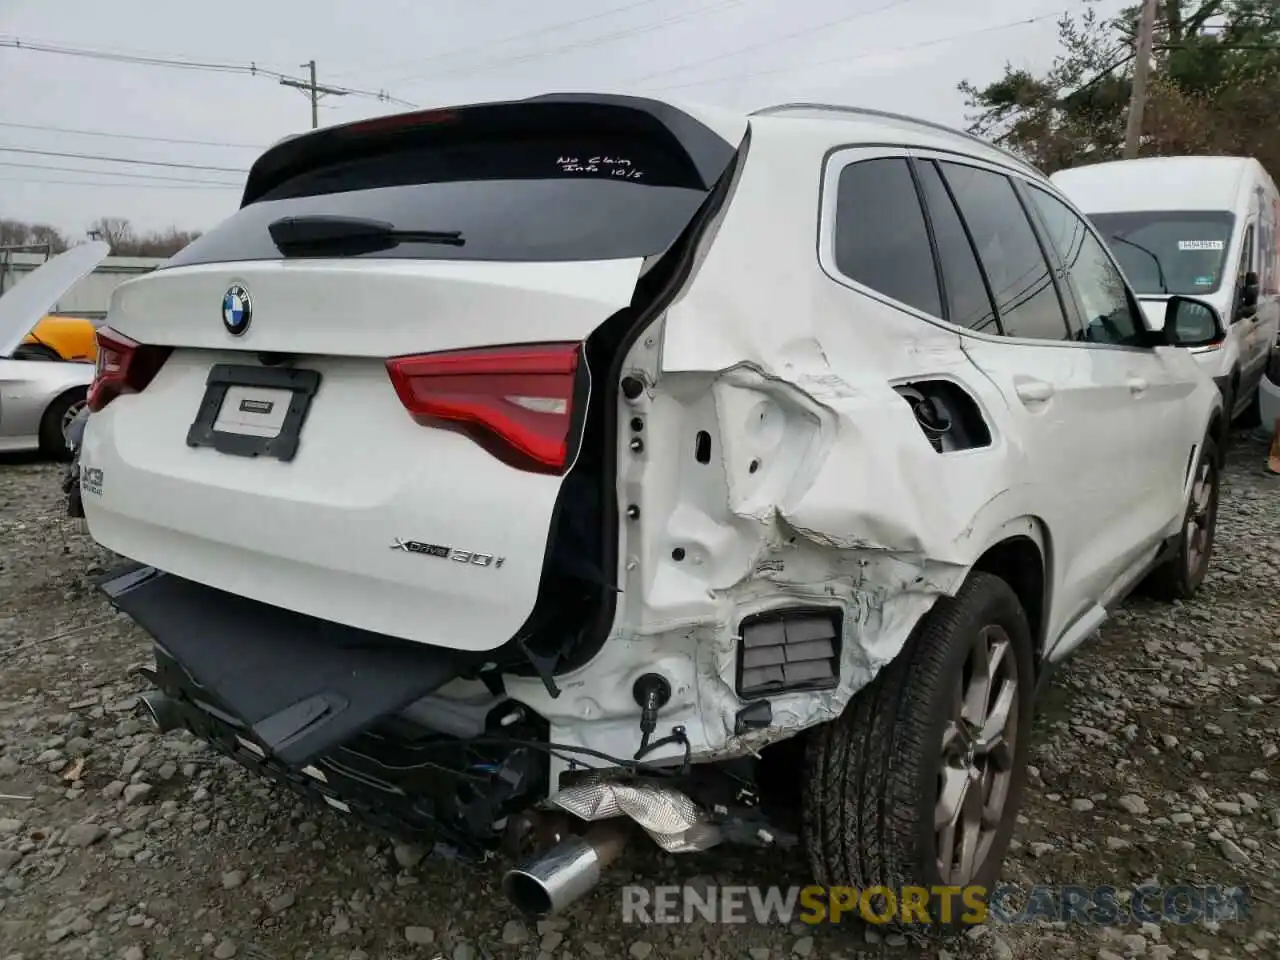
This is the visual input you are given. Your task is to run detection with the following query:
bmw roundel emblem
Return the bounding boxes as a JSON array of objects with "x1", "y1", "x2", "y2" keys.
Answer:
[{"x1": 222, "y1": 284, "x2": 252, "y2": 335}]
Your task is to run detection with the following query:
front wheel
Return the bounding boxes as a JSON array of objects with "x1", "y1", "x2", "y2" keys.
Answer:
[
  {"x1": 1141, "y1": 438, "x2": 1220, "y2": 601},
  {"x1": 802, "y1": 571, "x2": 1034, "y2": 923},
  {"x1": 39, "y1": 390, "x2": 86, "y2": 461}
]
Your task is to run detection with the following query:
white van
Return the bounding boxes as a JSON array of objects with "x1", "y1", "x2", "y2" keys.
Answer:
[{"x1": 1052, "y1": 156, "x2": 1280, "y2": 420}]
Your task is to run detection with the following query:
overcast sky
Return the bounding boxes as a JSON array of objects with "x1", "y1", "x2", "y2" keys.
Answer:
[{"x1": 1, "y1": 0, "x2": 1126, "y2": 238}]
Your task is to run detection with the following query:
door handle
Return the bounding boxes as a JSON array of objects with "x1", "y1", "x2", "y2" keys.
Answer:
[
  {"x1": 1014, "y1": 379, "x2": 1054, "y2": 403},
  {"x1": 1128, "y1": 377, "x2": 1149, "y2": 396}
]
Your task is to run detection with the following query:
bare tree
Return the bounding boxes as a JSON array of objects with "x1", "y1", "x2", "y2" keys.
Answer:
[
  {"x1": 86, "y1": 217, "x2": 137, "y2": 253},
  {"x1": 130, "y1": 227, "x2": 202, "y2": 258},
  {"x1": 0, "y1": 218, "x2": 70, "y2": 253}
]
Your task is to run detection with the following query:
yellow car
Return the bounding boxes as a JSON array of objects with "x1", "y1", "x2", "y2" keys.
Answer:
[{"x1": 18, "y1": 314, "x2": 98, "y2": 362}]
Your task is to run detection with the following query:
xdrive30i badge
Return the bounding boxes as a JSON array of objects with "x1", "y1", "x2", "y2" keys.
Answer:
[{"x1": 391, "y1": 538, "x2": 505, "y2": 569}]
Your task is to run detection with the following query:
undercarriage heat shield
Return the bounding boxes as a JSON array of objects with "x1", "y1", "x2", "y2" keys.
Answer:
[{"x1": 552, "y1": 778, "x2": 722, "y2": 853}]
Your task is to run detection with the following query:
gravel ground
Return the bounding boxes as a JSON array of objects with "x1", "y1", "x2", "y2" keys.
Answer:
[{"x1": 0, "y1": 430, "x2": 1276, "y2": 960}]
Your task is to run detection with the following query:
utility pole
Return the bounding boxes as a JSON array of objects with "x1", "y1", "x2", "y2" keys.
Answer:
[
  {"x1": 1123, "y1": 0, "x2": 1160, "y2": 159},
  {"x1": 306, "y1": 60, "x2": 318, "y2": 129},
  {"x1": 279, "y1": 60, "x2": 350, "y2": 129}
]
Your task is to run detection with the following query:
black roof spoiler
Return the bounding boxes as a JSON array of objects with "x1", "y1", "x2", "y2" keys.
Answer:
[{"x1": 241, "y1": 93, "x2": 739, "y2": 206}]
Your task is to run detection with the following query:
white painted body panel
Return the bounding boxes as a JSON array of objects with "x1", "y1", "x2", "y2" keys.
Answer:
[
  {"x1": 0, "y1": 241, "x2": 110, "y2": 357},
  {"x1": 0, "y1": 242, "x2": 106, "y2": 450},
  {"x1": 525, "y1": 120, "x2": 1219, "y2": 773},
  {"x1": 82, "y1": 258, "x2": 642, "y2": 651},
  {"x1": 80, "y1": 97, "x2": 1221, "y2": 779}
]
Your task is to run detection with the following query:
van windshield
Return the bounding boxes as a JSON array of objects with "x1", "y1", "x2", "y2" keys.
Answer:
[{"x1": 1084, "y1": 210, "x2": 1235, "y2": 296}]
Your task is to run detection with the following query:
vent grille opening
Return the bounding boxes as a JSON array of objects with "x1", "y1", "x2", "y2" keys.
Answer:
[{"x1": 736, "y1": 608, "x2": 841, "y2": 698}]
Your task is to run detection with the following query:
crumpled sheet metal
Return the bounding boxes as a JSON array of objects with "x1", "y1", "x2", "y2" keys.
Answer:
[{"x1": 551, "y1": 779, "x2": 723, "y2": 853}]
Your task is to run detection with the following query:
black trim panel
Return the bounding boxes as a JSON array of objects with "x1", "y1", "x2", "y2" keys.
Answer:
[
  {"x1": 96, "y1": 563, "x2": 480, "y2": 765},
  {"x1": 186, "y1": 363, "x2": 322, "y2": 462}
]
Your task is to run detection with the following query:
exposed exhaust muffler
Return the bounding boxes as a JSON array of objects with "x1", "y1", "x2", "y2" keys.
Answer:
[
  {"x1": 138, "y1": 690, "x2": 183, "y2": 733},
  {"x1": 502, "y1": 820, "x2": 629, "y2": 917}
]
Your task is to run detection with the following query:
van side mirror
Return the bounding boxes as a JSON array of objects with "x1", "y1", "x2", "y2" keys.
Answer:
[
  {"x1": 1239, "y1": 270, "x2": 1261, "y2": 316},
  {"x1": 1163, "y1": 296, "x2": 1225, "y2": 348}
]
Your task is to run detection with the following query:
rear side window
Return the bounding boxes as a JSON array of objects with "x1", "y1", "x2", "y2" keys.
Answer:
[
  {"x1": 1027, "y1": 187, "x2": 1145, "y2": 346},
  {"x1": 938, "y1": 162, "x2": 1071, "y2": 341},
  {"x1": 914, "y1": 161, "x2": 998, "y2": 332},
  {"x1": 167, "y1": 102, "x2": 739, "y2": 267},
  {"x1": 832, "y1": 158, "x2": 941, "y2": 317}
]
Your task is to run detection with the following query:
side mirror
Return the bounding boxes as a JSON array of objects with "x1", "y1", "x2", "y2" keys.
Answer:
[
  {"x1": 1239, "y1": 270, "x2": 1260, "y2": 315},
  {"x1": 1163, "y1": 295, "x2": 1225, "y2": 348}
]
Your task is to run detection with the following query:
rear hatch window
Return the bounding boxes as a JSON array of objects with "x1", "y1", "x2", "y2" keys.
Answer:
[{"x1": 167, "y1": 95, "x2": 742, "y2": 267}]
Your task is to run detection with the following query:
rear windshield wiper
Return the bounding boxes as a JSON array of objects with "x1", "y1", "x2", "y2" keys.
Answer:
[
  {"x1": 1110, "y1": 233, "x2": 1169, "y2": 294},
  {"x1": 267, "y1": 215, "x2": 464, "y2": 255}
]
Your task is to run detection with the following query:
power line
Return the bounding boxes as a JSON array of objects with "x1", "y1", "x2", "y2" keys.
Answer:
[
  {"x1": 282, "y1": 60, "x2": 352, "y2": 129},
  {"x1": 649, "y1": 8, "x2": 1072, "y2": 91},
  {"x1": 0, "y1": 37, "x2": 264, "y2": 75},
  {"x1": 385, "y1": 0, "x2": 746, "y2": 88},
  {"x1": 632, "y1": 0, "x2": 922, "y2": 83},
  {"x1": 0, "y1": 120, "x2": 262, "y2": 150},
  {"x1": 0, "y1": 33, "x2": 289, "y2": 70},
  {"x1": 329, "y1": 0, "x2": 666, "y2": 81},
  {"x1": 0, "y1": 146, "x2": 248, "y2": 173},
  {"x1": 0, "y1": 173, "x2": 237, "y2": 191},
  {"x1": 0, "y1": 160, "x2": 240, "y2": 187},
  {"x1": 0, "y1": 38, "x2": 415, "y2": 111}
]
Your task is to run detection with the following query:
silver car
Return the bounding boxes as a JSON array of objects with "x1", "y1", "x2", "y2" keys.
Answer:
[{"x1": 0, "y1": 242, "x2": 108, "y2": 459}]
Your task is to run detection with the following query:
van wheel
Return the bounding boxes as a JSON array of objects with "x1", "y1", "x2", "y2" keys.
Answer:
[
  {"x1": 1141, "y1": 438, "x2": 1220, "y2": 601},
  {"x1": 801, "y1": 571, "x2": 1034, "y2": 923},
  {"x1": 39, "y1": 390, "x2": 85, "y2": 461},
  {"x1": 1235, "y1": 384, "x2": 1261, "y2": 427}
]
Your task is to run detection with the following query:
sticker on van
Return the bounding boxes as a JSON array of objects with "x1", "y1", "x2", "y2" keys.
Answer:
[
  {"x1": 1178, "y1": 240, "x2": 1226, "y2": 251},
  {"x1": 1194, "y1": 276, "x2": 1215, "y2": 286}
]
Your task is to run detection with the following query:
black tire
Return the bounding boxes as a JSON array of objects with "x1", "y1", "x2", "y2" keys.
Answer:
[
  {"x1": 802, "y1": 571, "x2": 1034, "y2": 926},
  {"x1": 1217, "y1": 377, "x2": 1238, "y2": 456},
  {"x1": 1141, "y1": 438, "x2": 1220, "y2": 601},
  {"x1": 1235, "y1": 383, "x2": 1261, "y2": 428},
  {"x1": 39, "y1": 390, "x2": 86, "y2": 461}
]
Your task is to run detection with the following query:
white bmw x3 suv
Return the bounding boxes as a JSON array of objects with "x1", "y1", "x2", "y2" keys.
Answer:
[{"x1": 78, "y1": 95, "x2": 1226, "y2": 918}]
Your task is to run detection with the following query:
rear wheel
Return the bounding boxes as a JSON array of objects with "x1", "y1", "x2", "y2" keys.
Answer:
[
  {"x1": 1142, "y1": 438, "x2": 1220, "y2": 601},
  {"x1": 39, "y1": 390, "x2": 86, "y2": 461},
  {"x1": 802, "y1": 571, "x2": 1034, "y2": 924}
]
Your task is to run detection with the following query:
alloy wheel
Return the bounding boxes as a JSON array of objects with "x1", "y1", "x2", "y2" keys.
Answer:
[
  {"x1": 935, "y1": 624, "x2": 1018, "y2": 885},
  {"x1": 1185, "y1": 457, "x2": 1218, "y2": 578},
  {"x1": 61, "y1": 399, "x2": 85, "y2": 447}
]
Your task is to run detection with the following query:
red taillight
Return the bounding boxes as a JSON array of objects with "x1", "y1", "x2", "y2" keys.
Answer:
[
  {"x1": 87, "y1": 326, "x2": 172, "y2": 413},
  {"x1": 386, "y1": 342, "x2": 584, "y2": 474}
]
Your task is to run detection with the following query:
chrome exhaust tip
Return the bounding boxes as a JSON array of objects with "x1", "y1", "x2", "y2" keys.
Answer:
[
  {"x1": 137, "y1": 690, "x2": 183, "y2": 733},
  {"x1": 502, "y1": 821, "x2": 629, "y2": 916}
]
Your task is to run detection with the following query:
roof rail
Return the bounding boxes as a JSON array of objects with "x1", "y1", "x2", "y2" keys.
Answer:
[{"x1": 749, "y1": 102, "x2": 1040, "y2": 175}]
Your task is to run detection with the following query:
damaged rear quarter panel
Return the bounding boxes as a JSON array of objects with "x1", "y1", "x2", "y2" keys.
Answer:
[{"x1": 510, "y1": 121, "x2": 1050, "y2": 780}]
